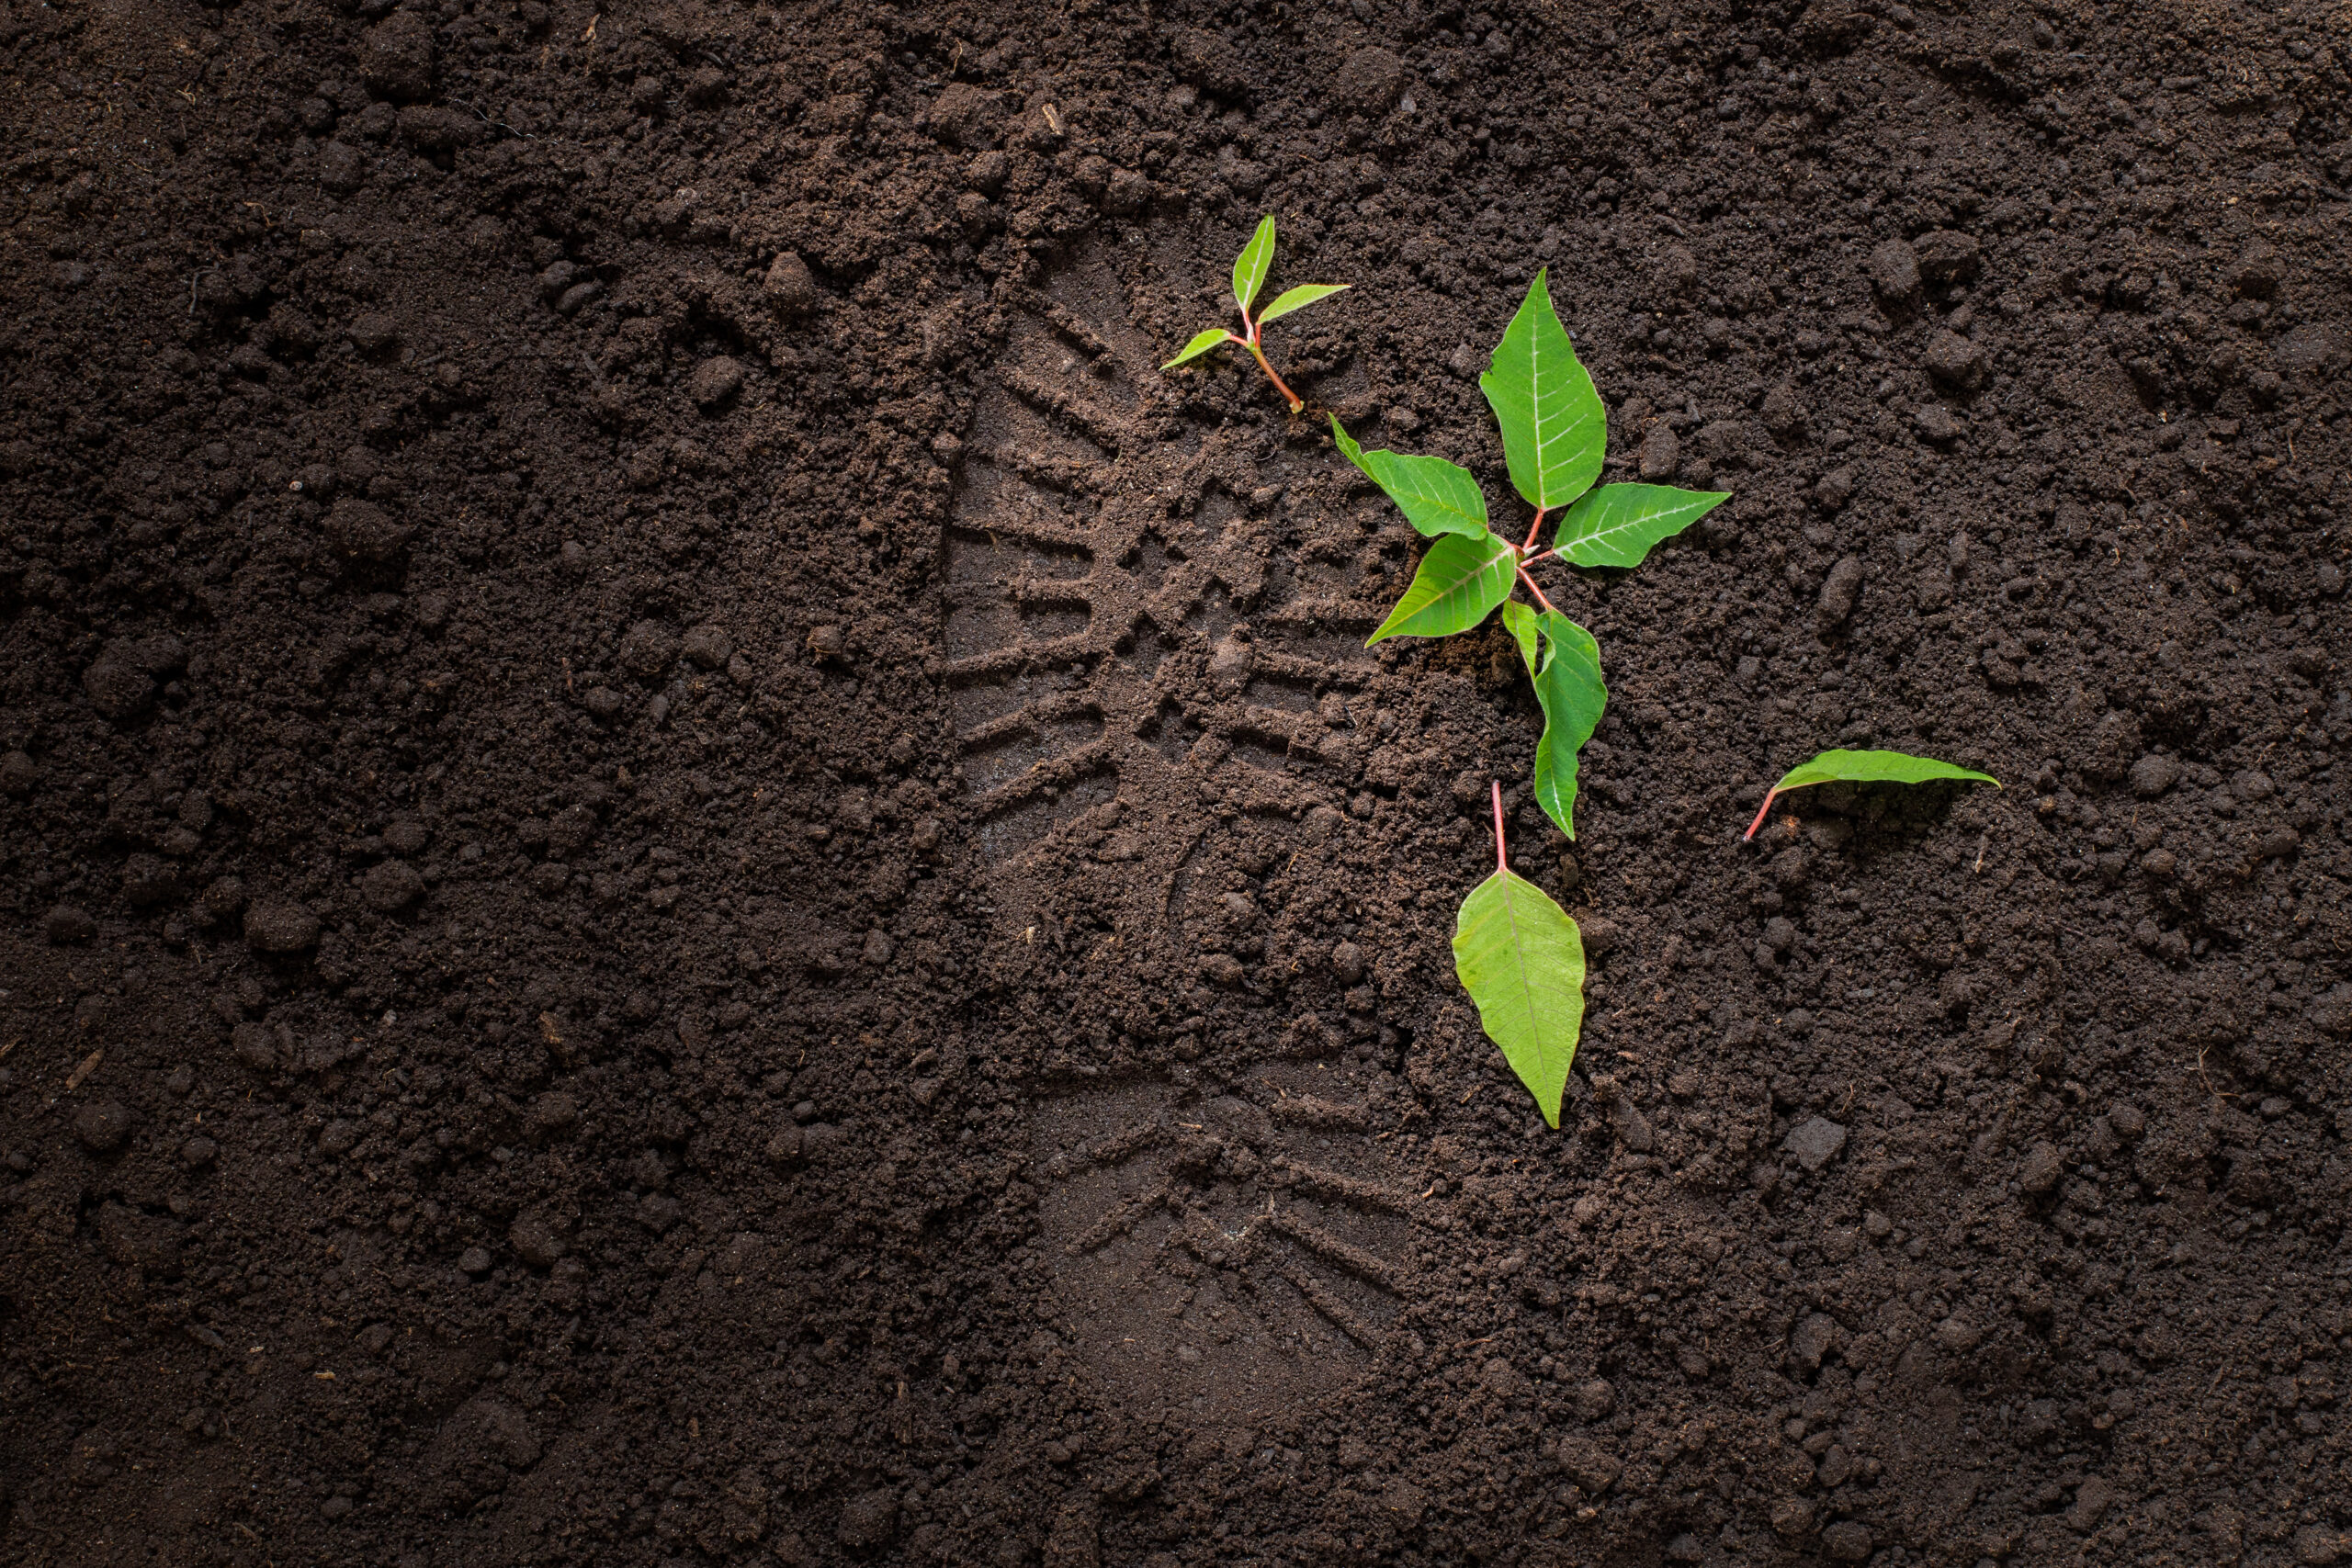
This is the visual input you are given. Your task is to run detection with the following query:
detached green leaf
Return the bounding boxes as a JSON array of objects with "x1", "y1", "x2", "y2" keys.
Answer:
[
  {"x1": 1367, "y1": 532, "x2": 1516, "y2": 645},
  {"x1": 1478, "y1": 268, "x2": 1607, "y2": 511},
  {"x1": 1453, "y1": 867, "x2": 1587, "y2": 1128},
  {"x1": 1553, "y1": 483, "x2": 1730, "y2": 569},
  {"x1": 1232, "y1": 216, "x2": 1276, "y2": 315},
  {"x1": 1750, "y1": 748, "x2": 1997, "y2": 840},
  {"x1": 1161, "y1": 329, "x2": 1235, "y2": 370},
  {"x1": 1770, "y1": 749, "x2": 2000, "y2": 795},
  {"x1": 1257, "y1": 283, "x2": 1349, "y2": 326},
  {"x1": 1524, "y1": 612, "x2": 1607, "y2": 841},
  {"x1": 1330, "y1": 415, "x2": 1489, "y2": 540}
]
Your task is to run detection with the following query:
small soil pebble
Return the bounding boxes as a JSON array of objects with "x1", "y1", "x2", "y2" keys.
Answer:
[
  {"x1": 1922, "y1": 330, "x2": 1989, "y2": 391},
  {"x1": 510, "y1": 1212, "x2": 568, "y2": 1267},
  {"x1": 323, "y1": 499, "x2": 412, "y2": 561},
  {"x1": 244, "y1": 900, "x2": 322, "y2": 953},
  {"x1": 2129, "y1": 752, "x2": 2180, "y2": 797},
  {"x1": 458, "y1": 1246, "x2": 493, "y2": 1276},
  {"x1": 619, "y1": 621, "x2": 677, "y2": 679},
  {"x1": 1867, "y1": 237, "x2": 1921, "y2": 310},
  {"x1": 360, "y1": 860, "x2": 425, "y2": 912},
  {"x1": 74, "y1": 1101, "x2": 134, "y2": 1153},
  {"x1": 680, "y1": 624, "x2": 734, "y2": 668},
  {"x1": 0, "y1": 750, "x2": 38, "y2": 796},
  {"x1": 686, "y1": 355, "x2": 745, "y2": 408},
  {"x1": 44, "y1": 904, "x2": 97, "y2": 945},
  {"x1": 764, "y1": 252, "x2": 818, "y2": 315},
  {"x1": 1782, "y1": 1117, "x2": 1848, "y2": 1171}
]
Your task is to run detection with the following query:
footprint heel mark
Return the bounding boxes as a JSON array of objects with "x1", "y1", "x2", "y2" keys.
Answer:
[{"x1": 1033, "y1": 1063, "x2": 1446, "y2": 1428}]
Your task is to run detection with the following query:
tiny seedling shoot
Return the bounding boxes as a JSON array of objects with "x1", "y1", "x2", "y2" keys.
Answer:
[
  {"x1": 1161, "y1": 216, "x2": 1349, "y2": 414},
  {"x1": 1742, "y1": 749, "x2": 2000, "y2": 840},
  {"x1": 1454, "y1": 782, "x2": 1587, "y2": 1129}
]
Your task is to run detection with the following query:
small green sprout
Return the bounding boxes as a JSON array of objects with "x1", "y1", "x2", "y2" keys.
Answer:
[
  {"x1": 1743, "y1": 750, "x2": 2000, "y2": 840},
  {"x1": 1161, "y1": 216, "x2": 1349, "y2": 414}
]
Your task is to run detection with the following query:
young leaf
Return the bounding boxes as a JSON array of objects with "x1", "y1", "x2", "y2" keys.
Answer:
[
  {"x1": 1524, "y1": 611, "x2": 1607, "y2": 840},
  {"x1": 1232, "y1": 216, "x2": 1276, "y2": 315},
  {"x1": 1366, "y1": 532, "x2": 1516, "y2": 645},
  {"x1": 1330, "y1": 415, "x2": 1489, "y2": 540},
  {"x1": 1162, "y1": 329, "x2": 1235, "y2": 370},
  {"x1": 1499, "y1": 599, "x2": 1540, "y2": 671},
  {"x1": 1257, "y1": 283, "x2": 1350, "y2": 326},
  {"x1": 1746, "y1": 749, "x2": 1999, "y2": 840},
  {"x1": 1454, "y1": 866, "x2": 1587, "y2": 1129},
  {"x1": 1553, "y1": 483, "x2": 1732, "y2": 570},
  {"x1": 1478, "y1": 268, "x2": 1607, "y2": 511}
]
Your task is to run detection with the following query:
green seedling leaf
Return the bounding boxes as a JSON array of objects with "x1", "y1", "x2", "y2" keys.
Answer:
[
  {"x1": 1745, "y1": 749, "x2": 1999, "y2": 840},
  {"x1": 1330, "y1": 415, "x2": 1489, "y2": 540},
  {"x1": 1367, "y1": 532, "x2": 1516, "y2": 645},
  {"x1": 1524, "y1": 611, "x2": 1607, "y2": 841},
  {"x1": 1553, "y1": 483, "x2": 1731, "y2": 570},
  {"x1": 1455, "y1": 783, "x2": 1587, "y2": 1128},
  {"x1": 1257, "y1": 283, "x2": 1350, "y2": 326},
  {"x1": 1479, "y1": 268, "x2": 1607, "y2": 512},
  {"x1": 1499, "y1": 599, "x2": 1540, "y2": 670},
  {"x1": 1162, "y1": 329, "x2": 1235, "y2": 370},
  {"x1": 1233, "y1": 216, "x2": 1276, "y2": 315}
]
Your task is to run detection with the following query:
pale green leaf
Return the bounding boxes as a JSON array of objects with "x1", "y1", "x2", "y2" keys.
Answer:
[
  {"x1": 1330, "y1": 414, "x2": 1489, "y2": 540},
  {"x1": 1526, "y1": 612, "x2": 1607, "y2": 841},
  {"x1": 1366, "y1": 532, "x2": 1516, "y2": 645},
  {"x1": 1553, "y1": 483, "x2": 1730, "y2": 569},
  {"x1": 1477, "y1": 268, "x2": 1607, "y2": 511},
  {"x1": 1499, "y1": 599, "x2": 1540, "y2": 671},
  {"x1": 1257, "y1": 283, "x2": 1349, "y2": 326},
  {"x1": 1232, "y1": 216, "x2": 1276, "y2": 315},
  {"x1": 1453, "y1": 867, "x2": 1587, "y2": 1128},
  {"x1": 1771, "y1": 749, "x2": 2000, "y2": 794},
  {"x1": 1161, "y1": 328, "x2": 1236, "y2": 370}
]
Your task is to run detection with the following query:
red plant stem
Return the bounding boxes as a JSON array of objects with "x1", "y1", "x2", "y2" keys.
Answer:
[
  {"x1": 1521, "y1": 547, "x2": 1557, "y2": 567},
  {"x1": 1245, "y1": 340, "x2": 1306, "y2": 413},
  {"x1": 1490, "y1": 779, "x2": 1507, "y2": 874},
  {"x1": 1515, "y1": 563, "x2": 1559, "y2": 615},
  {"x1": 1521, "y1": 506, "x2": 1549, "y2": 552},
  {"x1": 1742, "y1": 786, "x2": 1779, "y2": 842}
]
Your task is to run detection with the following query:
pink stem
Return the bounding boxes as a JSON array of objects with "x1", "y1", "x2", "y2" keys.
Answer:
[
  {"x1": 1521, "y1": 506, "x2": 1549, "y2": 553},
  {"x1": 1491, "y1": 780, "x2": 1508, "y2": 874},
  {"x1": 1742, "y1": 787, "x2": 1779, "y2": 842},
  {"x1": 1515, "y1": 564, "x2": 1559, "y2": 615}
]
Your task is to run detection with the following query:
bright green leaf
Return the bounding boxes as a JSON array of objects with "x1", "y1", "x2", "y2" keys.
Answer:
[
  {"x1": 1232, "y1": 216, "x2": 1276, "y2": 315},
  {"x1": 1553, "y1": 483, "x2": 1730, "y2": 569},
  {"x1": 1770, "y1": 749, "x2": 2000, "y2": 795},
  {"x1": 1453, "y1": 867, "x2": 1587, "y2": 1128},
  {"x1": 1478, "y1": 268, "x2": 1607, "y2": 511},
  {"x1": 1526, "y1": 612, "x2": 1607, "y2": 841},
  {"x1": 1366, "y1": 532, "x2": 1516, "y2": 645},
  {"x1": 1161, "y1": 328, "x2": 1236, "y2": 370},
  {"x1": 1257, "y1": 283, "x2": 1349, "y2": 326},
  {"x1": 1750, "y1": 749, "x2": 1998, "y2": 840},
  {"x1": 1330, "y1": 415, "x2": 1489, "y2": 540}
]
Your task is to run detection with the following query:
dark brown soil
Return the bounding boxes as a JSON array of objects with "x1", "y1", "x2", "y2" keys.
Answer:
[{"x1": 4, "y1": 0, "x2": 2349, "y2": 1562}]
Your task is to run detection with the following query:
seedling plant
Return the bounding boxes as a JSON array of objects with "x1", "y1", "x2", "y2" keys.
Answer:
[
  {"x1": 1163, "y1": 220, "x2": 1999, "y2": 1129},
  {"x1": 1161, "y1": 216, "x2": 1350, "y2": 414}
]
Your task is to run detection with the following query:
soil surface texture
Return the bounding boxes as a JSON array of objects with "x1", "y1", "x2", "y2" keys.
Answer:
[{"x1": 3, "y1": 0, "x2": 2350, "y2": 1563}]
